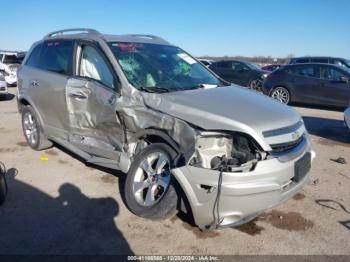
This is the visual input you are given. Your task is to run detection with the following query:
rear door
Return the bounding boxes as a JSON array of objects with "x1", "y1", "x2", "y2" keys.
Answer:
[
  {"x1": 231, "y1": 61, "x2": 251, "y2": 86},
  {"x1": 287, "y1": 65, "x2": 321, "y2": 104},
  {"x1": 25, "y1": 40, "x2": 74, "y2": 139},
  {"x1": 318, "y1": 65, "x2": 350, "y2": 107},
  {"x1": 210, "y1": 61, "x2": 233, "y2": 83},
  {"x1": 66, "y1": 41, "x2": 124, "y2": 159}
]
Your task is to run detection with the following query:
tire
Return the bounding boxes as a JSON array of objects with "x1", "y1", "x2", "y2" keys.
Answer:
[
  {"x1": 0, "y1": 163, "x2": 7, "y2": 205},
  {"x1": 21, "y1": 105, "x2": 53, "y2": 151},
  {"x1": 270, "y1": 86, "x2": 291, "y2": 104},
  {"x1": 125, "y1": 143, "x2": 178, "y2": 220},
  {"x1": 248, "y1": 79, "x2": 263, "y2": 92}
]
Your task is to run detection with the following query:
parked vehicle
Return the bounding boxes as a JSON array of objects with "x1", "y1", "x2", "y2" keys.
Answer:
[
  {"x1": 0, "y1": 51, "x2": 26, "y2": 86},
  {"x1": 345, "y1": 106, "x2": 350, "y2": 130},
  {"x1": 289, "y1": 56, "x2": 350, "y2": 69},
  {"x1": 18, "y1": 29, "x2": 315, "y2": 229},
  {"x1": 261, "y1": 64, "x2": 282, "y2": 72},
  {"x1": 198, "y1": 59, "x2": 213, "y2": 67},
  {"x1": 0, "y1": 73, "x2": 8, "y2": 97},
  {"x1": 0, "y1": 162, "x2": 7, "y2": 205},
  {"x1": 209, "y1": 60, "x2": 269, "y2": 91},
  {"x1": 262, "y1": 63, "x2": 350, "y2": 107}
]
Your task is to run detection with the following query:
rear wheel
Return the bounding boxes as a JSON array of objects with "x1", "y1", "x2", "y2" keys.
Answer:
[
  {"x1": 125, "y1": 143, "x2": 178, "y2": 219},
  {"x1": 21, "y1": 106, "x2": 53, "y2": 151},
  {"x1": 248, "y1": 79, "x2": 263, "y2": 92},
  {"x1": 270, "y1": 86, "x2": 290, "y2": 104}
]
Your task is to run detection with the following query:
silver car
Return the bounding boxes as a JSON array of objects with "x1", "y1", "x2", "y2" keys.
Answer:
[
  {"x1": 0, "y1": 73, "x2": 8, "y2": 97},
  {"x1": 17, "y1": 29, "x2": 315, "y2": 229},
  {"x1": 345, "y1": 106, "x2": 350, "y2": 130}
]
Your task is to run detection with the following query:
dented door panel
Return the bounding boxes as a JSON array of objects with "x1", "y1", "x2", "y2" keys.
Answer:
[{"x1": 66, "y1": 77, "x2": 124, "y2": 159}]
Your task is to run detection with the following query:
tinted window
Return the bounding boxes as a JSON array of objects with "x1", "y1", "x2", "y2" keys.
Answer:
[
  {"x1": 26, "y1": 44, "x2": 43, "y2": 68},
  {"x1": 320, "y1": 67, "x2": 346, "y2": 81},
  {"x1": 79, "y1": 45, "x2": 115, "y2": 89},
  {"x1": 217, "y1": 61, "x2": 231, "y2": 68},
  {"x1": 296, "y1": 59, "x2": 309, "y2": 63},
  {"x1": 0, "y1": 54, "x2": 3, "y2": 61},
  {"x1": 311, "y1": 58, "x2": 328, "y2": 63},
  {"x1": 295, "y1": 66, "x2": 317, "y2": 77},
  {"x1": 232, "y1": 62, "x2": 244, "y2": 71},
  {"x1": 40, "y1": 40, "x2": 74, "y2": 75}
]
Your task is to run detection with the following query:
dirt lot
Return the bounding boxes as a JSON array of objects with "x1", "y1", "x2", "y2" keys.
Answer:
[{"x1": 0, "y1": 88, "x2": 349, "y2": 255}]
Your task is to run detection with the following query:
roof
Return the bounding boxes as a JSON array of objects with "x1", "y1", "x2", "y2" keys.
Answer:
[
  {"x1": 290, "y1": 56, "x2": 345, "y2": 60},
  {"x1": 0, "y1": 50, "x2": 26, "y2": 56},
  {"x1": 43, "y1": 28, "x2": 172, "y2": 46}
]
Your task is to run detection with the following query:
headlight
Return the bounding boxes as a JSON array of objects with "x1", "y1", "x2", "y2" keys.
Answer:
[
  {"x1": 189, "y1": 131, "x2": 262, "y2": 172},
  {"x1": 262, "y1": 73, "x2": 268, "y2": 79}
]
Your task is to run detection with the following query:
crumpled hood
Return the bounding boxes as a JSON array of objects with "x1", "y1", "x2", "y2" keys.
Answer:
[{"x1": 143, "y1": 85, "x2": 301, "y2": 150}]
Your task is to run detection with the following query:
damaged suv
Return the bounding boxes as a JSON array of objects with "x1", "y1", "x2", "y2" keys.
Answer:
[{"x1": 17, "y1": 29, "x2": 315, "y2": 229}]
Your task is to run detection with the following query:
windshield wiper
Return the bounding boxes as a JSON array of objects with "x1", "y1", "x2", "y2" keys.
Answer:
[{"x1": 139, "y1": 86, "x2": 172, "y2": 93}]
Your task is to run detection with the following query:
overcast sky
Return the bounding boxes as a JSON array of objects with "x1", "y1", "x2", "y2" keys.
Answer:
[{"x1": 0, "y1": 0, "x2": 349, "y2": 58}]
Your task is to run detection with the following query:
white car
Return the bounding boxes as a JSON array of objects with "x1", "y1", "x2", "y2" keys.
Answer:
[
  {"x1": 345, "y1": 106, "x2": 350, "y2": 130},
  {"x1": 0, "y1": 51, "x2": 26, "y2": 86},
  {"x1": 0, "y1": 73, "x2": 8, "y2": 97}
]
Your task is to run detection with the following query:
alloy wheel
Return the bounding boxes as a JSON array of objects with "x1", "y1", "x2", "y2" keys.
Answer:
[
  {"x1": 271, "y1": 87, "x2": 290, "y2": 104},
  {"x1": 132, "y1": 152, "x2": 171, "y2": 207},
  {"x1": 23, "y1": 112, "x2": 38, "y2": 145}
]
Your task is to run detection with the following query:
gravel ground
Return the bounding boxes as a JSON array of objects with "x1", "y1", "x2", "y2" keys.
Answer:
[{"x1": 0, "y1": 88, "x2": 349, "y2": 255}]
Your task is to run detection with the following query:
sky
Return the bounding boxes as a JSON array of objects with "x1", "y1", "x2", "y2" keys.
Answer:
[{"x1": 0, "y1": 0, "x2": 349, "y2": 58}]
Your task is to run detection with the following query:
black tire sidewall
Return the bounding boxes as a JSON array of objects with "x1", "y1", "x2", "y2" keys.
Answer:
[
  {"x1": 0, "y1": 173, "x2": 7, "y2": 205},
  {"x1": 124, "y1": 143, "x2": 178, "y2": 220},
  {"x1": 21, "y1": 106, "x2": 41, "y2": 150}
]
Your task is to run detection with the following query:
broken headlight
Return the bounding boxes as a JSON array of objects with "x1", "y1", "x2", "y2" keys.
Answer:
[{"x1": 189, "y1": 131, "x2": 263, "y2": 172}]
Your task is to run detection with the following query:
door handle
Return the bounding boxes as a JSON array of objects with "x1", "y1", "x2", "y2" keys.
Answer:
[
  {"x1": 68, "y1": 92, "x2": 88, "y2": 100},
  {"x1": 31, "y1": 80, "x2": 39, "y2": 87}
]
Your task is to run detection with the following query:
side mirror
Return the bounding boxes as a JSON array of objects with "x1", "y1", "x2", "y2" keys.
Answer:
[{"x1": 340, "y1": 76, "x2": 349, "y2": 83}]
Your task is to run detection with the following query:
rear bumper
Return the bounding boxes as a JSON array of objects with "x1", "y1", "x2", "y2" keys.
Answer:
[{"x1": 172, "y1": 139, "x2": 315, "y2": 228}]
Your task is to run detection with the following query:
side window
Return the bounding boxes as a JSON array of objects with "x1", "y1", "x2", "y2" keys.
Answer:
[
  {"x1": 312, "y1": 58, "x2": 328, "y2": 63},
  {"x1": 26, "y1": 44, "x2": 43, "y2": 68},
  {"x1": 217, "y1": 61, "x2": 231, "y2": 68},
  {"x1": 320, "y1": 67, "x2": 345, "y2": 81},
  {"x1": 40, "y1": 40, "x2": 74, "y2": 75},
  {"x1": 0, "y1": 54, "x2": 3, "y2": 62},
  {"x1": 232, "y1": 62, "x2": 244, "y2": 71},
  {"x1": 295, "y1": 66, "x2": 317, "y2": 78},
  {"x1": 79, "y1": 45, "x2": 115, "y2": 89},
  {"x1": 296, "y1": 59, "x2": 309, "y2": 63}
]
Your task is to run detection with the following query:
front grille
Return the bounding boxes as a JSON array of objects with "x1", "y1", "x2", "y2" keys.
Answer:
[
  {"x1": 0, "y1": 87, "x2": 5, "y2": 91},
  {"x1": 270, "y1": 135, "x2": 304, "y2": 153},
  {"x1": 263, "y1": 121, "x2": 303, "y2": 138}
]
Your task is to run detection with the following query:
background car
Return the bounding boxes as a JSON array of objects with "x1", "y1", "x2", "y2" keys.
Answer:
[
  {"x1": 261, "y1": 64, "x2": 282, "y2": 72},
  {"x1": 345, "y1": 106, "x2": 350, "y2": 130},
  {"x1": 0, "y1": 51, "x2": 26, "y2": 86},
  {"x1": 262, "y1": 63, "x2": 350, "y2": 107},
  {"x1": 198, "y1": 58, "x2": 213, "y2": 67},
  {"x1": 209, "y1": 60, "x2": 269, "y2": 91},
  {"x1": 0, "y1": 73, "x2": 8, "y2": 98},
  {"x1": 289, "y1": 56, "x2": 350, "y2": 69}
]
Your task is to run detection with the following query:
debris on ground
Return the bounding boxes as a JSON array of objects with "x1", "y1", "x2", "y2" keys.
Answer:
[
  {"x1": 330, "y1": 157, "x2": 347, "y2": 164},
  {"x1": 313, "y1": 179, "x2": 320, "y2": 185},
  {"x1": 39, "y1": 157, "x2": 49, "y2": 161}
]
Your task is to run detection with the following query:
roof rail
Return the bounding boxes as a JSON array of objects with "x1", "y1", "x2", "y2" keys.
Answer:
[
  {"x1": 44, "y1": 28, "x2": 101, "y2": 39},
  {"x1": 129, "y1": 34, "x2": 166, "y2": 41}
]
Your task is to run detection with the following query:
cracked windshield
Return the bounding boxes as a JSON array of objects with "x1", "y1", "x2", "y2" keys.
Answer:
[{"x1": 109, "y1": 42, "x2": 222, "y2": 92}]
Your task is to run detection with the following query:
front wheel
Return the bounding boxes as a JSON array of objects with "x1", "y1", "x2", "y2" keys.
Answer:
[
  {"x1": 124, "y1": 143, "x2": 178, "y2": 219},
  {"x1": 270, "y1": 86, "x2": 291, "y2": 104}
]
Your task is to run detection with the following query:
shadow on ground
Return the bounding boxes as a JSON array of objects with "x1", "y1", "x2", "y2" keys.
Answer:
[
  {"x1": 302, "y1": 116, "x2": 350, "y2": 145},
  {"x1": 0, "y1": 93, "x2": 15, "y2": 102},
  {"x1": 0, "y1": 168, "x2": 133, "y2": 255}
]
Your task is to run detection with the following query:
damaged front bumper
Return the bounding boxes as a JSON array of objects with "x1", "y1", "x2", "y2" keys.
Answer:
[{"x1": 172, "y1": 138, "x2": 315, "y2": 229}]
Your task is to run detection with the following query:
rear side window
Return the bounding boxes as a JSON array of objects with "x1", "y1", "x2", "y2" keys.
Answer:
[
  {"x1": 311, "y1": 58, "x2": 328, "y2": 63},
  {"x1": 216, "y1": 61, "x2": 231, "y2": 68},
  {"x1": 40, "y1": 40, "x2": 74, "y2": 75},
  {"x1": 26, "y1": 44, "x2": 43, "y2": 68},
  {"x1": 295, "y1": 59, "x2": 309, "y2": 63}
]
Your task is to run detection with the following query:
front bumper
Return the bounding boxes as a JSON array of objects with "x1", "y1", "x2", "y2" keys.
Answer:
[{"x1": 172, "y1": 139, "x2": 315, "y2": 228}]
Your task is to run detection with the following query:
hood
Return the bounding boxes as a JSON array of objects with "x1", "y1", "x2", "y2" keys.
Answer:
[{"x1": 143, "y1": 85, "x2": 301, "y2": 150}]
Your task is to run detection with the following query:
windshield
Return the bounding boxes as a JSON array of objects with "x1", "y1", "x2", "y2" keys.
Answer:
[
  {"x1": 108, "y1": 42, "x2": 221, "y2": 92},
  {"x1": 345, "y1": 59, "x2": 350, "y2": 68},
  {"x1": 3, "y1": 55, "x2": 24, "y2": 64}
]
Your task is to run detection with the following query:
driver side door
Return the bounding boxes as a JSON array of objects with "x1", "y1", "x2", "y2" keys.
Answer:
[{"x1": 66, "y1": 42, "x2": 125, "y2": 160}]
